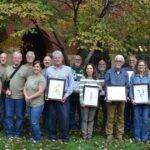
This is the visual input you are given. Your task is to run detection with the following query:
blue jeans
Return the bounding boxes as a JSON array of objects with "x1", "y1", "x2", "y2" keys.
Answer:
[
  {"x1": 5, "y1": 98, "x2": 26, "y2": 136},
  {"x1": 124, "y1": 101, "x2": 133, "y2": 131},
  {"x1": 69, "y1": 93, "x2": 81, "y2": 130},
  {"x1": 28, "y1": 104, "x2": 44, "y2": 141},
  {"x1": 0, "y1": 95, "x2": 5, "y2": 125},
  {"x1": 133, "y1": 105, "x2": 149, "y2": 141},
  {"x1": 42, "y1": 101, "x2": 51, "y2": 134},
  {"x1": 48, "y1": 99, "x2": 69, "y2": 141}
]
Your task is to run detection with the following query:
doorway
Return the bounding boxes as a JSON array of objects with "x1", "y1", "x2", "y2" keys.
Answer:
[{"x1": 21, "y1": 28, "x2": 46, "y2": 63}]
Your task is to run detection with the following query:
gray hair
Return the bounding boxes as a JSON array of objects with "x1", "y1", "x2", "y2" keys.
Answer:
[
  {"x1": 13, "y1": 51, "x2": 22, "y2": 59},
  {"x1": 52, "y1": 50, "x2": 63, "y2": 58},
  {"x1": 0, "y1": 52, "x2": 7, "y2": 57},
  {"x1": 114, "y1": 55, "x2": 125, "y2": 62},
  {"x1": 26, "y1": 51, "x2": 35, "y2": 58}
]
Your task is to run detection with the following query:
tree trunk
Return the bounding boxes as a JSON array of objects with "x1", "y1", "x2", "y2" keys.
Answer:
[{"x1": 84, "y1": 50, "x2": 95, "y2": 65}]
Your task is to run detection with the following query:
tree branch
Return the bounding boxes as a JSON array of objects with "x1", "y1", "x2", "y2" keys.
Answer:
[
  {"x1": 84, "y1": 50, "x2": 95, "y2": 66},
  {"x1": 99, "y1": 0, "x2": 113, "y2": 18},
  {"x1": 30, "y1": 10, "x2": 70, "y2": 65}
]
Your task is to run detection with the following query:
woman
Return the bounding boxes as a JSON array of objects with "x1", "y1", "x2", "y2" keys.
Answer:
[
  {"x1": 130, "y1": 60, "x2": 150, "y2": 142},
  {"x1": 24, "y1": 61, "x2": 46, "y2": 142},
  {"x1": 80, "y1": 63, "x2": 101, "y2": 140}
]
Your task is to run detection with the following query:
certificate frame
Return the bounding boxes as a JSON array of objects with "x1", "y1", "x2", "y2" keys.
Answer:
[
  {"x1": 83, "y1": 85, "x2": 99, "y2": 107},
  {"x1": 47, "y1": 78, "x2": 65, "y2": 101},
  {"x1": 106, "y1": 85, "x2": 127, "y2": 102},
  {"x1": 133, "y1": 84, "x2": 150, "y2": 104}
]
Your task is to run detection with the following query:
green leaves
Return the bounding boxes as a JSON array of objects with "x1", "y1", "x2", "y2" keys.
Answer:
[
  {"x1": 0, "y1": 2, "x2": 53, "y2": 21},
  {"x1": 77, "y1": 22, "x2": 125, "y2": 52},
  {"x1": 0, "y1": 0, "x2": 150, "y2": 53}
]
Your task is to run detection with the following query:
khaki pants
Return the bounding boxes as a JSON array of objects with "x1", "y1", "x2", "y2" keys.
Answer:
[
  {"x1": 106, "y1": 102, "x2": 125, "y2": 136},
  {"x1": 81, "y1": 107, "x2": 96, "y2": 137}
]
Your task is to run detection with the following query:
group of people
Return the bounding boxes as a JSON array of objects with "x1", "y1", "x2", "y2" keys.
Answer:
[{"x1": 0, "y1": 50, "x2": 149, "y2": 144}]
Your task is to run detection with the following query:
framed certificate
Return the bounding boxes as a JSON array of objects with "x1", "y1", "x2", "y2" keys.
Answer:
[
  {"x1": 133, "y1": 84, "x2": 150, "y2": 104},
  {"x1": 47, "y1": 78, "x2": 65, "y2": 101},
  {"x1": 106, "y1": 86, "x2": 127, "y2": 101},
  {"x1": 83, "y1": 85, "x2": 99, "y2": 107}
]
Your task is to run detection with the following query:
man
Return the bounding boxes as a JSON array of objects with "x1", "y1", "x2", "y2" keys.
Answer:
[
  {"x1": 124, "y1": 55, "x2": 137, "y2": 132},
  {"x1": 46, "y1": 50, "x2": 74, "y2": 142},
  {"x1": 125, "y1": 55, "x2": 137, "y2": 71},
  {"x1": 42, "y1": 55, "x2": 52, "y2": 76},
  {"x1": 5, "y1": 51, "x2": 29, "y2": 138},
  {"x1": 24, "y1": 51, "x2": 35, "y2": 76},
  {"x1": 69, "y1": 55, "x2": 84, "y2": 130},
  {"x1": 0, "y1": 53, "x2": 8, "y2": 125},
  {"x1": 105, "y1": 55, "x2": 129, "y2": 142},
  {"x1": 94, "y1": 59, "x2": 107, "y2": 130},
  {"x1": 42, "y1": 55, "x2": 52, "y2": 134}
]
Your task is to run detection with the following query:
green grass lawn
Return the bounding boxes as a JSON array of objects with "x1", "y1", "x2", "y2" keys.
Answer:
[{"x1": 0, "y1": 129, "x2": 149, "y2": 150}]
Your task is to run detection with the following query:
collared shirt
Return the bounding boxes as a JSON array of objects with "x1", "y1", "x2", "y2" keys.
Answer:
[
  {"x1": 130, "y1": 73, "x2": 150, "y2": 99},
  {"x1": 42, "y1": 67, "x2": 48, "y2": 77},
  {"x1": 105, "y1": 67, "x2": 129, "y2": 98},
  {"x1": 46, "y1": 65, "x2": 74, "y2": 98},
  {"x1": 105, "y1": 68, "x2": 129, "y2": 86}
]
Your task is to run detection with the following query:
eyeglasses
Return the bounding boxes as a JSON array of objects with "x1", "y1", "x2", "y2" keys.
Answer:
[
  {"x1": 115, "y1": 60, "x2": 122, "y2": 63},
  {"x1": 99, "y1": 63, "x2": 106, "y2": 65},
  {"x1": 75, "y1": 59, "x2": 81, "y2": 61},
  {"x1": 129, "y1": 60, "x2": 135, "y2": 62}
]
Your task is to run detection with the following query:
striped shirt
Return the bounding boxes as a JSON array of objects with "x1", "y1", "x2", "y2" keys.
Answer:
[{"x1": 79, "y1": 77, "x2": 101, "y2": 106}]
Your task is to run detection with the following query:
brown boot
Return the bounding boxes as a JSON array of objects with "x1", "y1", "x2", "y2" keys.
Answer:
[{"x1": 82, "y1": 134, "x2": 87, "y2": 140}]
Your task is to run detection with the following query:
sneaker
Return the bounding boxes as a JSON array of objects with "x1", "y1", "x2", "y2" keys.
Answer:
[
  {"x1": 82, "y1": 134, "x2": 87, "y2": 140},
  {"x1": 49, "y1": 138, "x2": 57, "y2": 142},
  {"x1": 61, "y1": 139, "x2": 69, "y2": 143},
  {"x1": 8, "y1": 136, "x2": 14, "y2": 140},
  {"x1": 14, "y1": 135, "x2": 21, "y2": 139},
  {"x1": 87, "y1": 135, "x2": 92, "y2": 140},
  {"x1": 7, "y1": 135, "x2": 14, "y2": 140},
  {"x1": 106, "y1": 135, "x2": 113, "y2": 143},
  {"x1": 30, "y1": 138, "x2": 37, "y2": 143}
]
